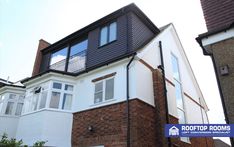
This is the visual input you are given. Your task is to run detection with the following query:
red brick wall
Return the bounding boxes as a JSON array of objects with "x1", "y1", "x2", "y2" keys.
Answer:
[
  {"x1": 72, "y1": 99, "x2": 157, "y2": 147},
  {"x1": 32, "y1": 39, "x2": 50, "y2": 76},
  {"x1": 200, "y1": 0, "x2": 234, "y2": 31}
]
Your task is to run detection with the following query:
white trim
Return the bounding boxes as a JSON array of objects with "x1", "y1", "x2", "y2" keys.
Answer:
[{"x1": 201, "y1": 27, "x2": 234, "y2": 46}]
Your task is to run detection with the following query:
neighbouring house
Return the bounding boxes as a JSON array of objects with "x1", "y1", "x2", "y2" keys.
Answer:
[
  {"x1": 0, "y1": 3, "x2": 214, "y2": 147},
  {"x1": 196, "y1": 0, "x2": 234, "y2": 146}
]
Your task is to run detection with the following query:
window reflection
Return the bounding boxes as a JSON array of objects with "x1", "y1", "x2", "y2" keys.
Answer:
[{"x1": 50, "y1": 47, "x2": 68, "y2": 71}]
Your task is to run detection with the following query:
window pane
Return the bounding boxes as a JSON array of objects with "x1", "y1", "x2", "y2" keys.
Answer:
[
  {"x1": 100, "y1": 26, "x2": 108, "y2": 46},
  {"x1": 9, "y1": 94, "x2": 16, "y2": 99},
  {"x1": 175, "y1": 80, "x2": 183, "y2": 109},
  {"x1": 94, "y1": 92, "x2": 103, "y2": 103},
  {"x1": 109, "y1": 22, "x2": 117, "y2": 42},
  {"x1": 5, "y1": 102, "x2": 14, "y2": 115},
  {"x1": 0, "y1": 102, "x2": 3, "y2": 113},
  {"x1": 62, "y1": 94, "x2": 72, "y2": 110},
  {"x1": 39, "y1": 91, "x2": 47, "y2": 109},
  {"x1": 178, "y1": 109, "x2": 186, "y2": 124},
  {"x1": 15, "y1": 103, "x2": 23, "y2": 116},
  {"x1": 171, "y1": 55, "x2": 180, "y2": 81},
  {"x1": 32, "y1": 94, "x2": 39, "y2": 111},
  {"x1": 105, "y1": 78, "x2": 114, "y2": 100},
  {"x1": 19, "y1": 95, "x2": 25, "y2": 101},
  {"x1": 68, "y1": 50, "x2": 86, "y2": 73},
  {"x1": 95, "y1": 82, "x2": 103, "y2": 92},
  {"x1": 70, "y1": 40, "x2": 88, "y2": 56},
  {"x1": 50, "y1": 92, "x2": 60, "y2": 109},
  {"x1": 53, "y1": 82, "x2": 62, "y2": 89},
  {"x1": 65, "y1": 85, "x2": 73, "y2": 91},
  {"x1": 50, "y1": 47, "x2": 68, "y2": 71}
]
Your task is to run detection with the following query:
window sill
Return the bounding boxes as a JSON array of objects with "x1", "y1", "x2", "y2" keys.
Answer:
[
  {"x1": 90, "y1": 99, "x2": 116, "y2": 107},
  {"x1": 98, "y1": 40, "x2": 117, "y2": 49}
]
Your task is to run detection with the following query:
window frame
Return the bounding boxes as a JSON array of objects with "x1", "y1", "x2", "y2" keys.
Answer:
[
  {"x1": 93, "y1": 77, "x2": 115, "y2": 104},
  {"x1": 99, "y1": 21, "x2": 117, "y2": 47},
  {"x1": 48, "y1": 38, "x2": 88, "y2": 73}
]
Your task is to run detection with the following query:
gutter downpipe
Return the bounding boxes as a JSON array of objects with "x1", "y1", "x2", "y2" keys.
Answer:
[
  {"x1": 158, "y1": 41, "x2": 172, "y2": 147},
  {"x1": 126, "y1": 54, "x2": 136, "y2": 147}
]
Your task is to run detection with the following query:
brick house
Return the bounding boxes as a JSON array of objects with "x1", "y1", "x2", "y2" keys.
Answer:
[
  {"x1": 196, "y1": 0, "x2": 234, "y2": 146},
  {"x1": 0, "y1": 3, "x2": 214, "y2": 147}
]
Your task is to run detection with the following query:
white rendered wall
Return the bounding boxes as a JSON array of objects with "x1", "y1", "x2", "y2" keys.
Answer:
[
  {"x1": 0, "y1": 116, "x2": 19, "y2": 138},
  {"x1": 137, "y1": 24, "x2": 208, "y2": 122},
  {"x1": 16, "y1": 110, "x2": 72, "y2": 147}
]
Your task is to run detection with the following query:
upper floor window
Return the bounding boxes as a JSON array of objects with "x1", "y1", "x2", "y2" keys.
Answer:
[
  {"x1": 50, "y1": 47, "x2": 68, "y2": 71},
  {"x1": 99, "y1": 22, "x2": 117, "y2": 46},
  {"x1": 49, "y1": 39, "x2": 87, "y2": 73},
  {"x1": 68, "y1": 40, "x2": 88, "y2": 72},
  {"x1": 94, "y1": 78, "x2": 114, "y2": 104}
]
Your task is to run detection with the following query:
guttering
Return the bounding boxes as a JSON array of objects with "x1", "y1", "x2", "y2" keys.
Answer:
[
  {"x1": 126, "y1": 53, "x2": 136, "y2": 147},
  {"x1": 158, "y1": 41, "x2": 171, "y2": 147}
]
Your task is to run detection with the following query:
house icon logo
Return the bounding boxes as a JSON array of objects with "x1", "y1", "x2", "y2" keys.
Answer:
[{"x1": 169, "y1": 126, "x2": 179, "y2": 136}]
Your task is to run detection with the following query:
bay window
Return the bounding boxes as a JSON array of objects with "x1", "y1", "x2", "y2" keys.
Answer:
[{"x1": 22, "y1": 81, "x2": 74, "y2": 114}]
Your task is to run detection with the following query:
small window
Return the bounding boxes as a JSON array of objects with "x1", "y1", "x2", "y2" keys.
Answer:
[
  {"x1": 99, "y1": 22, "x2": 117, "y2": 46},
  {"x1": 39, "y1": 91, "x2": 47, "y2": 109},
  {"x1": 5, "y1": 102, "x2": 14, "y2": 115},
  {"x1": 65, "y1": 84, "x2": 74, "y2": 91},
  {"x1": 105, "y1": 78, "x2": 114, "y2": 100},
  {"x1": 9, "y1": 94, "x2": 16, "y2": 99},
  {"x1": 50, "y1": 92, "x2": 60, "y2": 109},
  {"x1": 94, "y1": 82, "x2": 103, "y2": 103},
  {"x1": 53, "y1": 82, "x2": 62, "y2": 89},
  {"x1": 15, "y1": 103, "x2": 23, "y2": 116},
  {"x1": 62, "y1": 94, "x2": 72, "y2": 110},
  {"x1": 94, "y1": 78, "x2": 114, "y2": 104}
]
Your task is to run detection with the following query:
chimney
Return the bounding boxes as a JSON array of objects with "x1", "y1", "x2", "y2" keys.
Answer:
[
  {"x1": 200, "y1": 0, "x2": 234, "y2": 31},
  {"x1": 32, "y1": 39, "x2": 50, "y2": 76}
]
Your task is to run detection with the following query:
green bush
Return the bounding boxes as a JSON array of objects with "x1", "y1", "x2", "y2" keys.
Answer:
[{"x1": 0, "y1": 133, "x2": 47, "y2": 147}]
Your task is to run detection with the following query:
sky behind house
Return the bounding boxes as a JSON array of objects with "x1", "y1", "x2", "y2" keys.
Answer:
[{"x1": 0, "y1": 0, "x2": 230, "y2": 144}]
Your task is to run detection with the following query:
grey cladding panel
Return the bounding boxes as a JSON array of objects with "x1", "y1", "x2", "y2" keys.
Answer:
[
  {"x1": 86, "y1": 15, "x2": 128, "y2": 68},
  {"x1": 130, "y1": 13, "x2": 154, "y2": 50}
]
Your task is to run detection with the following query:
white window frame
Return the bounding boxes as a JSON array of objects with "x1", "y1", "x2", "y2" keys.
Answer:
[{"x1": 94, "y1": 77, "x2": 115, "y2": 104}]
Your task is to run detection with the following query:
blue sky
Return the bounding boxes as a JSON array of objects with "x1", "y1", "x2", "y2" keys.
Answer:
[{"x1": 0, "y1": 0, "x2": 230, "y2": 144}]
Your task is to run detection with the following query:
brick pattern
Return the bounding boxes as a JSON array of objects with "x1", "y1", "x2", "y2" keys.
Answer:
[
  {"x1": 32, "y1": 39, "x2": 50, "y2": 76},
  {"x1": 72, "y1": 99, "x2": 157, "y2": 147},
  {"x1": 200, "y1": 0, "x2": 234, "y2": 31}
]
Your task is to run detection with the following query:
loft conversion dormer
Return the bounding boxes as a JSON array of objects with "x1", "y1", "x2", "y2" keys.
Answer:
[{"x1": 32, "y1": 3, "x2": 159, "y2": 77}]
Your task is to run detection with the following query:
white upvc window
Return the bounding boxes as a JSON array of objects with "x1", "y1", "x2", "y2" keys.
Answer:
[
  {"x1": 3, "y1": 93, "x2": 24, "y2": 116},
  {"x1": 49, "y1": 82, "x2": 74, "y2": 110},
  {"x1": 94, "y1": 78, "x2": 114, "y2": 104}
]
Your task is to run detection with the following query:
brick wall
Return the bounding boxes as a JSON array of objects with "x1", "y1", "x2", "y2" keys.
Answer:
[
  {"x1": 72, "y1": 99, "x2": 157, "y2": 147},
  {"x1": 200, "y1": 0, "x2": 234, "y2": 31},
  {"x1": 32, "y1": 39, "x2": 50, "y2": 76}
]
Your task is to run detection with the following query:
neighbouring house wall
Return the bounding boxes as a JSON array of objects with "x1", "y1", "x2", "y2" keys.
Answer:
[
  {"x1": 16, "y1": 110, "x2": 72, "y2": 147},
  {"x1": 211, "y1": 38, "x2": 234, "y2": 123}
]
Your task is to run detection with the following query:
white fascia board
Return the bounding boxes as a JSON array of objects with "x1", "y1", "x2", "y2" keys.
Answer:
[
  {"x1": 201, "y1": 28, "x2": 234, "y2": 47},
  {"x1": 0, "y1": 86, "x2": 25, "y2": 95}
]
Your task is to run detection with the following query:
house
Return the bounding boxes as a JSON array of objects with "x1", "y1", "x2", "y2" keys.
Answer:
[
  {"x1": 196, "y1": 0, "x2": 234, "y2": 146},
  {"x1": 0, "y1": 3, "x2": 214, "y2": 147}
]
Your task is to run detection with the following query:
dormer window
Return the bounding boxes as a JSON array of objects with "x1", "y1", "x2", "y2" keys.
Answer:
[
  {"x1": 49, "y1": 39, "x2": 87, "y2": 73},
  {"x1": 99, "y1": 22, "x2": 117, "y2": 46}
]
